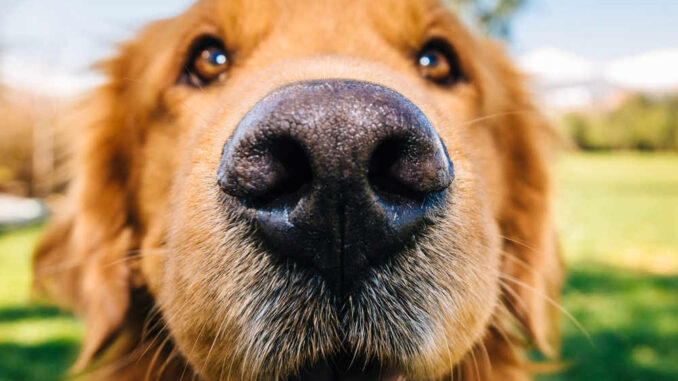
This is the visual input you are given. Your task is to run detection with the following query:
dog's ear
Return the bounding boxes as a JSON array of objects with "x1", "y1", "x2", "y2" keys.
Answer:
[
  {"x1": 33, "y1": 53, "x2": 142, "y2": 369},
  {"x1": 481, "y1": 40, "x2": 564, "y2": 357},
  {"x1": 33, "y1": 16, "x2": 181, "y2": 372},
  {"x1": 497, "y1": 108, "x2": 563, "y2": 357}
]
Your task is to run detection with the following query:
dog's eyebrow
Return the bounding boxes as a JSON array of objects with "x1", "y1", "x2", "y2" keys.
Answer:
[
  {"x1": 368, "y1": 0, "x2": 468, "y2": 54},
  {"x1": 212, "y1": 0, "x2": 278, "y2": 50}
]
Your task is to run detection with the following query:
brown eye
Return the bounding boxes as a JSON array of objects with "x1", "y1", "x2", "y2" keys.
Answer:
[
  {"x1": 417, "y1": 40, "x2": 465, "y2": 85},
  {"x1": 182, "y1": 37, "x2": 229, "y2": 87},
  {"x1": 418, "y1": 50, "x2": 451, "y2": 82}
]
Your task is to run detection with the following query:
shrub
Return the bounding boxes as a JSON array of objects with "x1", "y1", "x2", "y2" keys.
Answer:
[{"x1": 560, "y1": 94, "x2": 678, "y2": 151}]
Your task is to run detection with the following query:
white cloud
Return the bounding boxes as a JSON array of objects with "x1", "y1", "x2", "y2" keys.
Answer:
[
  {"x1": 520, "y1": 46, "x2": 678, "y2": 93},
  {"x1": 604, "y1": 48, "x2": 678, "y2": 92},
  {"x1": 546, "y1": 86, "x2": 595, "y2": 110},
  {"x1": 518, "y1": 47, "x2": 599, "y2": 85},
  {"x1": 518, "y1": 46, "x2": 678, "y2": 110}
]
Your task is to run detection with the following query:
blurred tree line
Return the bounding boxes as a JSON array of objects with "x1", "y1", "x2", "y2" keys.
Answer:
[
  {"x1": 0, "y1": 86, "x2": 72, "y2": 197},
  {"x1": 448, "y1": 0, "x2": 525, "y2": 38},
  {"x1": 450, "y1": 0, "x2": 678, "y2": 152},
  {"x1": 562, "y1": 95, "x2": 678, "y2": 151}
]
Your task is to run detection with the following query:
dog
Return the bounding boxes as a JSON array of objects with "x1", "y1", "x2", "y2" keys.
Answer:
[{"x1": 33, "y1": 0, "x2": 563, "y2": 380}]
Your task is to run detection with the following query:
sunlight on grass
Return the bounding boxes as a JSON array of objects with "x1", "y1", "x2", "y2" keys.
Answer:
[
  {"x1": 555, "y1": 152, "x2": 678, "y2": 273},
  {"x1": 0, "y1": 227, "x2": 41, "y2": 305},
  {"x1": 0, "y1": 316, "x2": 82, "y2": 345}
]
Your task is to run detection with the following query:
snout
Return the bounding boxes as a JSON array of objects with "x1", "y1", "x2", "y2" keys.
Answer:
[{"x1": 218, "y1": 80, "x2": 454, "y2": 294}]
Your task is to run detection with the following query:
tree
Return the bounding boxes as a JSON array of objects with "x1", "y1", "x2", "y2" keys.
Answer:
[{"x1": 447, "y1": 0, "x2": 527, "y2": 38}]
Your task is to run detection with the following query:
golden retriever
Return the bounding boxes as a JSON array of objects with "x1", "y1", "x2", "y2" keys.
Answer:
[{"x1": 34, "y1": 0, "x2": 562, "y2": 380}]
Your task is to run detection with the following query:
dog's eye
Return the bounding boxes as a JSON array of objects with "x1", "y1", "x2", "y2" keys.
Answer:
[
  {"x1": 417, "y1": 40, "x2": 465, "y2": 85},
  {"x1": 182, "y1": 37, "x2": 229, "y2": 87}
]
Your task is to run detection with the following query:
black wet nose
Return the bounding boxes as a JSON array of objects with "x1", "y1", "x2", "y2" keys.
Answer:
[{"x1": 218, "y1": 80, "x2": 453, "y2": 295}]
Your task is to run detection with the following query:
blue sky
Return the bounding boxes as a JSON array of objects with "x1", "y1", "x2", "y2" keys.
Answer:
[
  {"x1": 511, "y1": 0, "x2": 678, "y2": 60},
  {"x1": 1, "y1": 0, "x2": 676, "y2": 93}
]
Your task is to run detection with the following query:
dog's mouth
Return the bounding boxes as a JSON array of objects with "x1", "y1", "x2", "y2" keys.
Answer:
[{"x1": 285, "y1": 354, "x2": 403, "y2": 381}]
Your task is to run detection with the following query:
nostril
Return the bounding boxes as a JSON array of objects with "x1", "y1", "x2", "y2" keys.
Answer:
[
  {"x1": 219, "y1": 135, "x2": 313, "y2": 209},
  {"x1": 368, "y1": 137, "x2": 454, "y2": 204},
  {"x1": 368, "y1": 138, "x2": 428, "y2": 204},
  {"x1": 250, "y1": 136, "x2": 313, "y2": 208}
]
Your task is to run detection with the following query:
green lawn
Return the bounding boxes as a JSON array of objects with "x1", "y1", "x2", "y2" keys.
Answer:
[
  {"x1": 0, "y1": 152, "x2": 676, "y2": 381},
  {"x1": 0, "y1": 226, "x2": 81, "y2": 381},
  {"x1": 542, "y1": 152, "x2": 678, "y2": 381}
]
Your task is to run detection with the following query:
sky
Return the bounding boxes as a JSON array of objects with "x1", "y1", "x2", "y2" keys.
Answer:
[
  {"x1": 511, "y1": 0, "x2": 678, "y2": 60},
  {"x1": 1, "y1": 0, "x2": 677, "y2": 94}
]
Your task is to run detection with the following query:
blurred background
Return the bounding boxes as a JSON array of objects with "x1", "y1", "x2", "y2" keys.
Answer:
[{"x1": 0, "y1": 0, "x2": 676, "y2": 380}]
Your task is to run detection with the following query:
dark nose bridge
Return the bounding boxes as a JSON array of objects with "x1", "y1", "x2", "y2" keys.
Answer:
[
  {"x1": 218, "y1": 80, "x2": 453, "y2": 295},
  {"x1": 276, "y1": 83, "x2": 419, "y2": 177}
]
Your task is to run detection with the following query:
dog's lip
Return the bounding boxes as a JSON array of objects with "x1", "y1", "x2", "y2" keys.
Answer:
[
  {"x1": 285, "y1": 356, "x2": 403, "y2": 381},
  {"x1": 287, "y1": 367, "x2": 403, "y2": 381}
]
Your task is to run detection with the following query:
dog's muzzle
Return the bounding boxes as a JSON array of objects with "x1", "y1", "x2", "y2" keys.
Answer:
[{"x1": 218, "y1": 80, "x2": 454, "y2": 295}]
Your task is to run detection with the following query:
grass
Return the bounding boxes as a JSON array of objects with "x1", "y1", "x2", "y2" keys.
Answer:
[
  {"x1": 0, "y1": 226, "x2": 82, "y2": 381},
  {"x1": 0, "y1": 152, "x2": 676, "y2": 380},
  {"x1": 554, "y1": 152, "x2": 678, "y2": 272},
  {"x1": 545, "y1": 267, "x2": 678, "y2": 380},
  {"x1": 541, "y1": 152, "x2": 678, "y2": 381}
]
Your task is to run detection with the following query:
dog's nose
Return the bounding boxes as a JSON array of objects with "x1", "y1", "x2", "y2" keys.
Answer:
[{"x1": 218, "y1": 80, "x2": 453, "y2": 294}]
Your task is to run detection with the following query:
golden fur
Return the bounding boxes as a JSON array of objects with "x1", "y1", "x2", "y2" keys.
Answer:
[{"x1": 34, "y1": 0, "x2": 562, "y2": 380}]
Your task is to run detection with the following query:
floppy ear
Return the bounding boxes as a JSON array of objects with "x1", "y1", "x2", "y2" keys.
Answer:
[
  {"x1": 482, "y1": 40, "x2": 564, "y2": 357},
  {"x1": 33, "y1": 72, "x2": 140, "y2": 369},
  {"x1": 497, "y1": 110, "x2": 563, "y2": 357}
]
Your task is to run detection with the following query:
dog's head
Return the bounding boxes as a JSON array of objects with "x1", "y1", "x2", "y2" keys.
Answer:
[{"x1": 34, "y1": 0, "x2": 562, "y2": 380}]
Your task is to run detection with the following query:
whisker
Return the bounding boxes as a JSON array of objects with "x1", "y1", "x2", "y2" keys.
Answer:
[
  {"x1": 200, "y1": 310, "x2": 228, "y2": 377},
  {"x1": 478, "y1": 337, "x2": 492, "y2": 378},
  {"x1": 141, "y1": 305, "x2": 165, "y2": 342},
  {"x1": 77, "y1": 344, "x2": 146, "y2": 381},
  {"x1": 35, "y1": 258, "x2": 86, "y2": 276},
  {"x1": 501, "y1": 235, "x2": 544, "y2": 256},
  {"x1": 35, "y1": 248, "x2": 169, "y2": 277},
  {"x1": 499, "y1": 273, "x2": 591, "y2": 342},
  {"x1": 455, "y1": 109, "x2": 538, "y2": 129},
  {"x1": 145, "y1": 335, "x2": 172, "y2": 381},
  {"x1": 102, "y1": 249, "x2": 169, "y2": 268},
  {"x1": 155, "y1": 346, "x2": 179, "y2": 381},
  {"x1": 137, "y1": 319, "x2": 171, "y2": 368},
  {"x1": 469, "y1": 344, "x2": 481, "y2": 381},
  {"x1": 490, "y1": 307, "x2": 522, "y2": 361},
  {"x1": 498, "y1": 277, "x2": 534, "y2": 322},
  {"x1": 183, "y1": 320, "x2": 209, "y2": 380}
]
